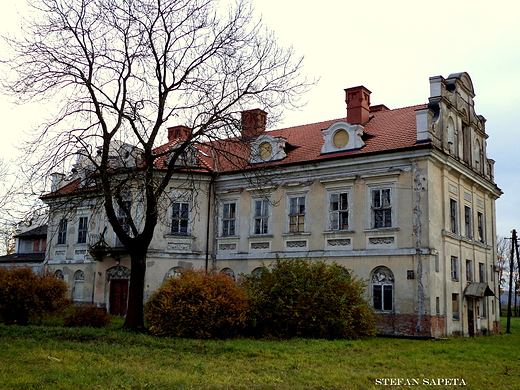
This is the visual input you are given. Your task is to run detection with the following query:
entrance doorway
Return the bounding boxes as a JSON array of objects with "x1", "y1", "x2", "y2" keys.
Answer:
[
  {"x1": 467, "y1": 298, "x2": 475, "y2": 337},
  {"x1": 109, "y1": 279, "x2": 128, "y2": 316}
]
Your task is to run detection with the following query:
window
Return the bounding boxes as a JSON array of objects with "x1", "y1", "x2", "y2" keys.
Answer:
[
  {"x1": 77, "y1": 216, "x2": 88, "y2": 244},
  {"x1": 464, "y1": 206, "x2": 472, "y2": 238},
  {"x1": 450, "y1": 199, "x2": 458, "y2": 234},
  {"x1": 481, "y1": 298, "x2": 487, "y2": 319},
  {"x1": 466, "y1": 260, "x2": 473, "y2": 283},
  {"x1": 171, "y1": 202, "x2": 189, "y2": 235},
  {"x1": 436, "y1": 297, "x2": 440, "y2": 315},
  {"x1": 479, "y1": 263, "x2": 485, "y2": 283},
  {"x1": 372, "y1": 189, "x2": 392, "y2": 228},
  {"x1": 221, "y1": 202, "x2": 236, "y2": 236},
  {"x1": 289, "y1": 196, "x2": 306, "y2": 232},
  {"x1": 73, "y1": 270, "x2": 85, "y2": 302},
  {"x1": 57, "y1": 219, "x2": 67, "y2": 245},
  {"x1": 435, "y1": 255, "x2": 440, "y2": 273},
  {"x1": 253, "y1": 199, "x2": 269, "y2": 235},
  {"x1": 33, "y1": 238, "x2": 46, "y2": 252},
  {"x1": 116, "y1": 200, "x2": 132, "y2": 246},
  {"x1": 451, "y1": 256, "x2": 459, "y2": 281},
  {"x1": 477, "y1": 212, "x2": 484, "y2": 243},
  {"x1": 452, "y1": 294, "x2": 460, "y2": 320},
  {"x1": 371, "y1": 266, "x2": 394, "y2": 311},
  {"x1": 329, "y1": 192, "x2": 349, "y2": 230}
]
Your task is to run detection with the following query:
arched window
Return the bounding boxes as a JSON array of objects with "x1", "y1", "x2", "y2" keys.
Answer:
[
  {"x1": 371, "y1": 266, "x2": 394, "y2": 311},
  {"x1": 54, "y1": 269, "x2": 64, "y2": 280},
  {"x1": 164, "y1": 266, "x2": 183, "y2": 282},
  {"x1": 73, "y1": 270, "x2": 85, "y2": 301},
  {"x1": 220, "y1": 268, "x2": 236, "y2": 281}
]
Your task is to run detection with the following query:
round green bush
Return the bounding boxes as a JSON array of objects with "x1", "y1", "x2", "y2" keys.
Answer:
[
  {"x1": 243, "y1": 257, "x2": 376, "y2": 339},
  {"x1": 145, "y1": 268, "x2": 248, "y2": 339}
]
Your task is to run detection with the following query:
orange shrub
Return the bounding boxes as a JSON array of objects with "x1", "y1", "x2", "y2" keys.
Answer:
[
  {"x1": 145, "y1": 268, "x2": 248, "y2": 339},
  {"x1": 64, "y1": 306, "x2": 111, "y2": 328},
  {"x1": 0, "y1": 267, "x2": 70, "y2": 325}
]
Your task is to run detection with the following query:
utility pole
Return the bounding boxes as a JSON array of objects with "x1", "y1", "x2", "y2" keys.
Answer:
[{"x1": 506, "y1": 229, "x2": 520, "y2": 333}]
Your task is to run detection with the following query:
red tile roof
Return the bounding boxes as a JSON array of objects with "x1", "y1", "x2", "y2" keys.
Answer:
[{"x1": 44, "y1": 103, "x2": 429, "y2": 197}]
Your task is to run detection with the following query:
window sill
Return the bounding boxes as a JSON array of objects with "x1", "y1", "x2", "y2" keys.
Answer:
[
  {"x1": 364, "y1": 227, "x2": 399, "y2": 233},
  {"x1": 282, "y1": 232, "x2": 311, "y2": 236},
  {"x1": 163, "y1": 234, "x2": 194, "y2": 239},
  {"x1": 323, "y1": 230, "x2": 355, "y2": 235},
  {"x1": 248, "y1": 234, "x2": 274, "y2": 239}
]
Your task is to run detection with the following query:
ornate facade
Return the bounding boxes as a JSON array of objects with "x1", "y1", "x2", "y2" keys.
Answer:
[{"x1": 43, "y1": 72, "x2": 501, "y2": 337}]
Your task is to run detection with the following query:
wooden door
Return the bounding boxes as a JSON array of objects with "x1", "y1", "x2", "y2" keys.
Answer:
[{"x1": 109, "y1": 279, "x2": 129, "y2": 316}]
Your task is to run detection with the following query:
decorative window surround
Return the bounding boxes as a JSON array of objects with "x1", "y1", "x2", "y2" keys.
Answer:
[
  {"x1": 321, "y1": 121, "x2": 365, "y2": 154},
  {"x1": 250, "y1": 133, "x2": 287, "y2": 163},
  {"x1": 164, "y1": 235, "x2": 195, "y2": 253}
]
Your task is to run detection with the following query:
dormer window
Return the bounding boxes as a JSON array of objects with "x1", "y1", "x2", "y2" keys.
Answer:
[
  {"x1": 250, "y1": 134, "x2": 287, "y2": 163},
  {"x1": 321, "y1": 121, "x2": 365, "y2": 154}
]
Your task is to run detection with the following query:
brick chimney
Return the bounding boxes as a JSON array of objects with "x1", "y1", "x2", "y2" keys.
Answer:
[
  {"x1": 345, "y1": 86, "x2": 371, "y2": 125},
  {"x1": 168, "y1": 125, "x2": 192, "y2": 142},
  {"x1": 241, "y1": 109, "x2": 267, "y2": 138}
]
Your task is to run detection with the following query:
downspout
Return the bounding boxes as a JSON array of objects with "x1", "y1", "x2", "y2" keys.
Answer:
[
  {"x1": 413, "y1": 160, "x2": 425, "y2": 334},
  {"x1": 204, "y1": 174, "x2": 216, "y2": 271}
]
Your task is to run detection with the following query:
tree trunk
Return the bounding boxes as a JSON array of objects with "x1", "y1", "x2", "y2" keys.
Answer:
[{"x1": 122, "y1": 246, "x2": 148, "y2": 332}]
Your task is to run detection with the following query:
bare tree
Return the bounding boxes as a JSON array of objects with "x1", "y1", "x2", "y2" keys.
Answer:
[{"x1": 2, "y1": 0, "x2": 310, "y2": 330}]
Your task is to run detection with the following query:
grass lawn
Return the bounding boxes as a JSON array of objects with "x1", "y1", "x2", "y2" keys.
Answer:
[{"x1": 1, "y1": 317, "x2": 519, "y2": 390}]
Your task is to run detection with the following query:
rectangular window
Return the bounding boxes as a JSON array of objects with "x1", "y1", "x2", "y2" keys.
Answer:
[
  {"x1": 436, "y1": 297, "x2": 440, "y2": 315},
  {"x1": 477, "y1": 212, "x2": 484, "y2": 243},
  {"x1": 372, "y1": 189, "x2": 392, "y2": 228},
  {"x1": 330, "y1": 192, "x2": 349, "y2": 230},
  {"x1": 33, "y1": 238, "x2": 46, "y2": 252},
  {"x1": 481, "y1": 298, "x2": 487, "y2": 319},
  {"x1": 222, "y1": 202, "x2": 236, "y2": 236},
  {"x1": 464, "y1": 206, "x2": 472, "y2": 238},
  {"x1": 450, "y1": 199, "x2": 458, "y2": 234},
  {"x1": 77, "y1": 216, "x2": 88, "y2": 244},
  {"x1": 435, "y1": 255, "x2": 440, "y2": 273},
  {"x1": 451, "y1": 256, "x2": 459, "y2": 281},
  {"x1": 289, "y1": 196, "x2": 306, "y2": 232},
  {"x1": 479, "y1": 262, "x2": 485, "y2": 283},
  {"x1": 254, "y1": 200, "x2": 269, "y2": 235},
  {"x1": 57, "y1": 219, "x2": 67, "y2": 245},
  {"x1": 373, "y1": 285, "x2": 393, "y2": 311},
  {"x1": 452, "y1": 293, "x2": 460, "y2": 320},
  {"x1": 490, "y1": 265, "x2": 494, "y2": 282},
  {"x1": 171, "y1": 202, "x2": 189, "y2": 235},
  {"x1": 466, "y1": 260, "x2": 473, "y2": 283}
]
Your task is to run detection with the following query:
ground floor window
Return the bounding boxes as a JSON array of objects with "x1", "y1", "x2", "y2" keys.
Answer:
[{"x1": 371, "y1": 266, "x2": 394, "y2": 311}]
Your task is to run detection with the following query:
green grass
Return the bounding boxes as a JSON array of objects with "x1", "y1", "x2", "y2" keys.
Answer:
[{"x1": 1, "y1": 318, "x2": 519, "y2": 389}]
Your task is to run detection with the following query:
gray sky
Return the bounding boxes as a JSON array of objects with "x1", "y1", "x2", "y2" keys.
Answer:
[{"x1": 1, "y1": 0, "x2": 519, "y2": 237}]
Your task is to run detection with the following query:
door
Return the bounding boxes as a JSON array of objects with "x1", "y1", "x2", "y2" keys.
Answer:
[
  {"x1": 109, "y1": 279, "x2": 129, "y2": 316},
  {"x1": 467, "y1": 298, "x2": 475, "y2": 337}
]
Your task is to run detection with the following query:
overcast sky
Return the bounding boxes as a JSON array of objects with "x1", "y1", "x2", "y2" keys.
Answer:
[{"x1": 1, "y1": 0, "x2": 519, "y2": 237}]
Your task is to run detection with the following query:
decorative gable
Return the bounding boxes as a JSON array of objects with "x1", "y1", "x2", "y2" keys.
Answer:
[
  {"x1": 250, "y1": 133, "x2": 287, "y2": 163},
  {"x1": 321, "y1": 121, "x2": 365, "y2": 154}
]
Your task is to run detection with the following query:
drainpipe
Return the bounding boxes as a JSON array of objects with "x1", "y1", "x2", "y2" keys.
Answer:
[
  {"x1": 413, "y1": 160, "x2": 425, "y2": 334},
  {"x1": 204, "y1": 175, "x2": 216, "y2": 271}
]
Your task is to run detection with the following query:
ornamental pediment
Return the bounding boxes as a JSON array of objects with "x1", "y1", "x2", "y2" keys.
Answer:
[
  {"x1": 321, "y1": 121, "x2": 365, "y2": 154},
  {"x1": 250, "y1": 133, "x2": 287, "y2": 163}
]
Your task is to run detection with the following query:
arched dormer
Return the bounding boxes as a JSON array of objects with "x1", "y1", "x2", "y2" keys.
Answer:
[
  {"x1": 250, "y1": 133, "x2": 287, "y2": 163},
  {"x1": 321, "y1": 121, "x2": 365, "y2": 154}
]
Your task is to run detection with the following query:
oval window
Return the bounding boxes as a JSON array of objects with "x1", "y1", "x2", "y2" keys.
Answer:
[
  {"x1": 333, "y1": 130, "x2": 349, "y2": 148},
  {"x1": 259, "y1": 142, "x2": 272, "y2": 160}
]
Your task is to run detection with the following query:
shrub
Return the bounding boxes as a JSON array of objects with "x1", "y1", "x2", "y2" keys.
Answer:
[
  {"x1": 0, "y1": 267, "x2": 70, "y2": 325},
  {"x1": 64, "y1": 306, "x2": 111, "y2": 328},
  {"x1": 146, "y1": 268, "x2": 248, "y2": 339},
  {"x1": 243, "y1": 257, "x2": 376, "y2": 339}
]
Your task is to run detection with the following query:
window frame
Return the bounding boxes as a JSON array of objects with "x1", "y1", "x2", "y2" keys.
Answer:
[
  {"x1": 77, "y1": 216, "x2": 89, "y2": 244},
  {"x1": 464, "y1": 205, "x2": 472, "y2": 239},
  {"x1": 328, "y1": 191, "x2": 350, "y2": 231},
  {"x1": 287, "y1": 194, "x2": 306, "y2": 233},
  {"x1": 57, "y1": 218, "x2": 68, "y2": 245},
  {"x1": 371, "y1": 188, "x2": 392, "y2": 229},
  {"x1": 253, "y1": 199, "x2": 269, "y2": 235},
  {"x1": 451, "y1": 256, "x2": 459, "y2": 281},
  {"x1": 221, "y1": 202, "x2": 237, "y2": 237},
  {"x1": 466, "y1": 260, "x2": 473, "y2": 283},
  {"x1": 452, "y1": 293, "x2": 460, "y2": 320},
  {"x1": 171, "y1": 201, "x2": 190, "y2": 236},
  {"x1": 450, "y1": 199, "x2": 458, "y2": 234},
  {"x1": 371, "y1": 266, "x2": 394, "y2": 312},
  {"x1": 477, "y1": 211, "x2": 485, "y2": 243}
]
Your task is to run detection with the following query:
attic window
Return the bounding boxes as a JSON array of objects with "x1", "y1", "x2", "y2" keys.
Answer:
[
  {"x1": 258, "y1": 142, "x2": 273, "y2": 160},
  {"x1": 333, "y1": 130, "x2": 349, "y2": 148},
  {"x1": 321, "y1": 121, "x2": 365, "y2": 154},
  {"x1": 250, "y1": 134, "x2": 287, "y2": 163}
]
